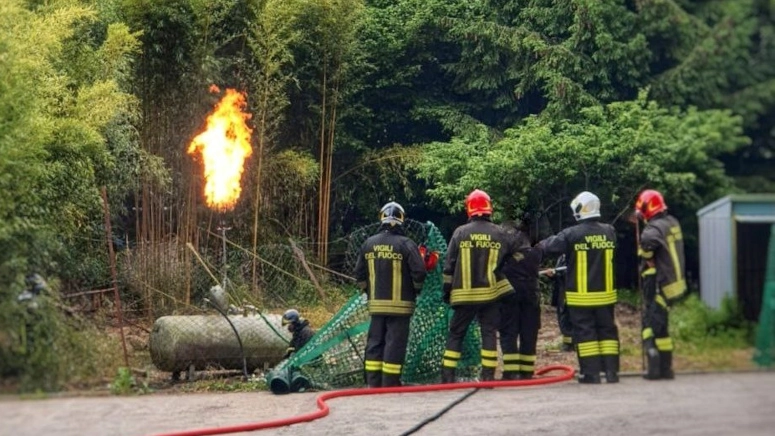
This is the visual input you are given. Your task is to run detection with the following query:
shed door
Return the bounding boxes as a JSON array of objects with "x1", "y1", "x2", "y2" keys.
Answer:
[{"x1": 736, "y1": 222, "x2": 772, "y2": 321}]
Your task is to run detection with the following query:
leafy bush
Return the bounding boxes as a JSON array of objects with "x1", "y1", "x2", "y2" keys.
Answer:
[{"x1": 671, "y1": 293, "x2": 755, "y2": 346}]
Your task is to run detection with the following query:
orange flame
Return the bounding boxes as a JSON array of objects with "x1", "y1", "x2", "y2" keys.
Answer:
[{"x1": 188, "y1": 88, "x2": 253, "y2": 211}]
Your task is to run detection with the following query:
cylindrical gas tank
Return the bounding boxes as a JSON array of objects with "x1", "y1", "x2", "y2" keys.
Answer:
[{"x1": 149, "y1": 313, "x2": 291, "y2": 373}]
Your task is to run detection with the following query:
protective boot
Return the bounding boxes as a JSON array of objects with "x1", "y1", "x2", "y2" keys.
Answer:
[
  {"x1": 480, "y1": 367, "x2": 495, "y2": 382},
  {"x1": 382, "y1": 373, "x2": 402, "y2": 387},
  {"x1": 518, "y1": 371, "x2": 533, "y2": 380},
  {"x1": 603, "y1": 355, "x2": 619, "y2": 383},
  {"x1": 366, "y1": 371, "x2": 382, "y2": 388},
  {"x1": 441, "y1": 367, "x2": 456, "y2": 384},
  {"x1": 659, "y1": 351, "x2": 674, "y2": 380},
  {"x1": 578, "y1": 373, "x2": 601, "y2": 384},
  {"x1": 501, "y1": 371, "x2": 519, "y2": 381},
  {"x1": 643, "y1": 341, "x2": 661, "y2": 381}
]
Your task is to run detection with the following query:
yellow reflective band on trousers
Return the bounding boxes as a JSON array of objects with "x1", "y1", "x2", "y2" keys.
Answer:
[
  {"x1": 641, "y1": 267, "x2": 656, "y2": 277},
  {"x1": 382, "y1": 362, "x2": 402, "y2": 375},
  {"x1": 481, "y1": 349, "x2": 498, "y2": 368},
  {"x1": 503, "y1": 353, "x2": 520, "y2": 371},
  {"x1": 566, "y1": 290, "x2": 617, "y2": 306},
  {"x1": 563, "y1": 336, "x2": 573, "y2": 344},
  {"x1": 576, "y1": 250, "x2": 588, "y2": 293},
  {"x1": 655, "y1": 337, "x2": 674, "y2": 351},
  {"x1": 365, "y1": 360, "x2": 383, "y2": 372},
  {"x1": 599, "y1": 340, "x2": 619, "y2": 355},
  {"x1": 642, "y1": 327, "x2": 654, "y2": 340},
  {"x1": 519, "y1": 354, "x2": 536, "y2": 372},
  {"x1": 577, "y1": 341, "x2": 601, "y2": 357},
  {"x1": 443, "y1": 349, "x2": 460, "y2": 368}
]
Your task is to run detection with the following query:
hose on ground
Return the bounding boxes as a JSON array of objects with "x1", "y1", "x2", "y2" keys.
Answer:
[{"x1": 150, "y1": 364, "x2": 575, "y2": 436}]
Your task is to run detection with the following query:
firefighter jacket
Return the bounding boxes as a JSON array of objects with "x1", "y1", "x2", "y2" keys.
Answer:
[
  {"x1": 501, "y1": 231, "x2": 544, "y2": 305},
  {"x1": 539, "y1": 219, "x2": 617, "y2": 307},
  {"x1": 639, "y1": 213, "x2": 687, "y2": 303},
  {"x1": 285, "y1": 320, "x2": 316, "y2": 358},
  {"x1": 354, "y1": 228, "x2": 427, "y2": 316},
  {"x1": 443, "y1": 217, "x2": 518, "y2": 305}
]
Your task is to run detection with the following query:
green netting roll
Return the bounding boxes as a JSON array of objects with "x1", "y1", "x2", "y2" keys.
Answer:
[{"x1": 266, "y1": 220, "x2": 482, "y2": 393}]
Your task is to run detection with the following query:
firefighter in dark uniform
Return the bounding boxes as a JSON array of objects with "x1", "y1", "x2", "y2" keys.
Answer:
[
  {"x1": 635, "y1": 189, "x2": 687, "y2": 380},
  {"x1": 499, "y1": 223, "x2": 543, "y2": 380},
  {"x1": 354, "y1": 202, "x2": 428, "y2": 387},
  {"x1": 281, "y1": 309, "x2": 316, "y2": 359},
  {"x1": 548, "y1": 255, "x2": 575, "y2": 351},
  {"x1": 538, "y1": 191, "x2": 620, "y2": 384},
  {"x1": 441, "y1": 189, "x2": 519, "y2": 383}
]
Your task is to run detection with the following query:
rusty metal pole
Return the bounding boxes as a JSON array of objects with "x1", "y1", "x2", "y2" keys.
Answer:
[{"x1": 101, "y1": 186, "x2": 129, "y2": 367}]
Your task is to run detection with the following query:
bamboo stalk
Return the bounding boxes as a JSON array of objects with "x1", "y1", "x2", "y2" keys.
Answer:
[{"x1": 101, "y1": 187, "x2": 129, "y2": 368}]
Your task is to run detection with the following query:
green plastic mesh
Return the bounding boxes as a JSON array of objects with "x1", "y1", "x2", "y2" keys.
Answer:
[
  {"x1": 754, "y1": 223, "x2": 775, "y2": 367},
  {"x1": 267, "y1": 220, "x2": 482, "y2": 392}
]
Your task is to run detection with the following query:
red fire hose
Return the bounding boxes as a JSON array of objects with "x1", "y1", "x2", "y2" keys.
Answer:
[{"x1": 151, "y1": 364, "x2": 575, "y2": 436}]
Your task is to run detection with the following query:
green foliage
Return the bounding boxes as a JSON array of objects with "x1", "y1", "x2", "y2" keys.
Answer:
[
  {"x1": 177, "y1": 376, "x2": 268, "y2": 393},
  {"x1": 415, "y1": 92, "x2": 749, "y2": 223},
  {"x1": 671, "y1": 293, "x2": 755, "y2": 346},
  {"x1": 617, "y1": 288, "x2": 642, "y2": 309},
  {"x1": 110, "y1": 367, "x2": 151, "y2": 395},
  {"x1": 0, "y1": 278, "x2": 125, "y2": 392}
]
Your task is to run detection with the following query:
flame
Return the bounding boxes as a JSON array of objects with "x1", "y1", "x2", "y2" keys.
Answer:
[{"x1": 188, "y1": 88, "x2": 253, "y2": 211}]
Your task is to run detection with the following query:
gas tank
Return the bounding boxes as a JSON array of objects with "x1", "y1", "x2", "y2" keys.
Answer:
[{"x1": 149, "y1": 313, "x2": 291, "y2": 373}]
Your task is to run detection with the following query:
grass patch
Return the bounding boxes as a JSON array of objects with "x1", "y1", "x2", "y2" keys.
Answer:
[{"x1": 174, "y1": 376, "x2": 268, "y2": 393}]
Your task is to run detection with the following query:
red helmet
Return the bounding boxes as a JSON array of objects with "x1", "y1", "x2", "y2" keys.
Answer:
[
  {"x1": 465, "y1": 189, "x2": 493, "y2": 218},
  {"x1": 635, "y1": 189, "x2": 667, "y2": 220}
]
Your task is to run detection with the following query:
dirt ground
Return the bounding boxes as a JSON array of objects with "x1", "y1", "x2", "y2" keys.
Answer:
[{"x1": 1, "y1": 371, "x2": 774, "y2": 436}]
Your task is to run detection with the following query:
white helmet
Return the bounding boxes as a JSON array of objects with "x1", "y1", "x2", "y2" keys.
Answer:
[{"x1": 570, "y1": 191, "x2": 601, "y2": 221}]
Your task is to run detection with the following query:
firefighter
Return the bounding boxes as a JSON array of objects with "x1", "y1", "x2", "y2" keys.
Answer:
[
  {"x1": 635, "y1": 189, "x2": 687, "y2": 380},
  {"x1": 441, "y1": 189, "x2": 519, "y2": 383},
  {"x1": 499, "y1": 223, "x2": 543, "y2": 380},
  {"x1": 353, "y1": 202, "x2": 428, "y2": 387},
  {"x1": 538, "y1": 191, "x2": 620, "y2": 384},
  {"x1": 281, "y1": 309, "x2": 316, "y2": 359},
  {"x1": 547, "y1": 255, "x2": 574, "y2": 351}
]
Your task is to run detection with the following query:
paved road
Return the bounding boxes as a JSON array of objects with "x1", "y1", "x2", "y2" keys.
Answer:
[{"x1": 2, "y1": 372, "x2": 774, "y2": 436}]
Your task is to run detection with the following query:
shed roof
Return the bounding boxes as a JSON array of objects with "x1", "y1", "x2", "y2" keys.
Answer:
[{"x1": 697, "y1": 194, "x2": 775, "y2": 218}]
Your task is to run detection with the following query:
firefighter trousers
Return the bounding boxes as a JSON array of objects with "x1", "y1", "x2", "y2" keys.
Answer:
[
  {"x1": 365, "y1": 315, "x2": 411, "y2": 388},
  {"x1": 569, "y1": 304, "x2": 619, "y2": 376},
  {"x1": 443, "y1": 301, "x2": 501, "y2": 379},
  {"x1": 642, "y1": 271, "x2": 673, "y2": 378},
  {"x1": 557, "y1": 299, "x2": 574, "y2": 347},
  {"x1": 499, "y1": 292, "x2": 541, "y2": 379}
]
